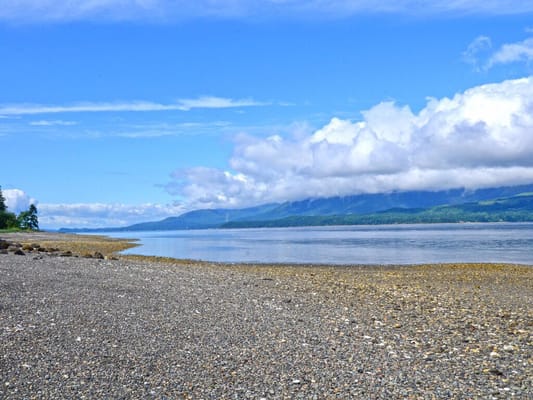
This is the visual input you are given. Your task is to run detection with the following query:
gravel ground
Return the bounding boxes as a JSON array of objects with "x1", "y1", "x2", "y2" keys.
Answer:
[{"x1": 0, "y1": 233, "x2": 532, "y2": 399}]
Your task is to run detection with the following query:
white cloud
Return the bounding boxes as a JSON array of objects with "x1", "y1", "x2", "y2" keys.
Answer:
[
  {"x1": 0, "y1": 97, "x2": 267, "y2": 116},
  {"x1": 466, "y1": 35, "x2": 533, "y2": 70},
  {"x1": 176, "y1": 96, "x2": 268, "y2": 111},
  {"x1": 115, "y1": 121, "x2": 232, "y2": 138},
  {"x1": 29, "y1": 119, "x2": 78, "y2": 126},
  {"x1": 2, "y1": 0, "x2": 532, "y2": 22},
  {"x1": 307, "y1": 0, "x2": 533, "y2": 16},
  {"x1": 1, "y1": 188, "x2": 187, "y2": 228},
  {"x1": 487, "y1": 37, "x2": 533, "y2": 68},
  {"x1": 3, "y1": 189, "x2": 37, "y2": 214},
  {"x1": 168, "y1": 76, "x2": 533, "y2": 209},
  {"x1": 463, "y1": 35, "x2": 492, "y2": 71},
  {"x1": 39, "y1": 202, "x2": 186, "y2": 229},
  {"x1": 0, "y1": 101, "x2": 180, "y2": 115}
]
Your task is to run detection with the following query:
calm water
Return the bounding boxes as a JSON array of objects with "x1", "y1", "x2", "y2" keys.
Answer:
[{"x1": 98, "y1": 223, "x2": 533, "y2": 265}]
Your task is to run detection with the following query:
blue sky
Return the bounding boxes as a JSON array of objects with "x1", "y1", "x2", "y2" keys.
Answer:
[{"x1": 1, "y1": 1, "x2": 533, "y2": 229}]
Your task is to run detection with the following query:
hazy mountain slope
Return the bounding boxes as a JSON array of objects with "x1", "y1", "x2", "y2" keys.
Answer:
[
  {"x1": 59, "y1": 184, "x2": 533, "y2": 232},
  {"x1": 222, "y1": 193, "x2": 533, "y2": 228}
]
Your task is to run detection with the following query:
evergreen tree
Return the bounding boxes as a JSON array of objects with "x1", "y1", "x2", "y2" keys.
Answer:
[
  {"x1": 18, "y1": 204, "x2": 39, "y2": 231},
  {"x1": 0, "y1": 185, "x2": 18, "y2": 229},
  {"x1": 0, "y1": 186, "x2": 6, "y2": 213},
  {"x1": 0, "y1": 212, "x2": 18, "y2": 229}
]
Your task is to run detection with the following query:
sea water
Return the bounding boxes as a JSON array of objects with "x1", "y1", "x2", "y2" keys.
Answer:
[{"x1": 96, "y1": 222, "x2": 533, "y2": 265}]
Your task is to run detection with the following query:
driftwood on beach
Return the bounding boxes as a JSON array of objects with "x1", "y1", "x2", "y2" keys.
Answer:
[{"x1": 1, "y1": 232, "x2": 532, "y2": 398}]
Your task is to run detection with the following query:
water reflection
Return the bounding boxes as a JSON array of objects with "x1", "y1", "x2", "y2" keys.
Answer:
[{"x1": 99, "y1": 223, "x2": 533, "y2": 265}]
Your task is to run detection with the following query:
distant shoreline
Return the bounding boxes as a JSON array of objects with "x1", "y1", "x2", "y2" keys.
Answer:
[{"x1": 58, "y1": 219, "x2": 533, "y2": 234}]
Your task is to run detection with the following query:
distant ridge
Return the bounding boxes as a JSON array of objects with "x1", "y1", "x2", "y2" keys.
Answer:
[
  {"x1": 59, "y1": 184, "x2": 533, "y2": 232},
  {"x1": 223, "y1": 192, "x2": 533, "y2": 228}
]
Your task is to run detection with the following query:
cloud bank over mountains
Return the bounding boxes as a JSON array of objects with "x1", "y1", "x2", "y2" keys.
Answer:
[
  {"x1": 169, "y1": 77, "x2": 533, "y2": 209},
  {"x1": 3, "y1": 188, "x2": 185, "y2": 229},
  {"x1": 10, "y1": 76, "x2": 533, "y2": 228},
  {"x1": 2, "y1": 0, "x2": 532, "y2": 22},
  {"x1": 37, "y1": 203, "x2": 186, "y2": 229}
]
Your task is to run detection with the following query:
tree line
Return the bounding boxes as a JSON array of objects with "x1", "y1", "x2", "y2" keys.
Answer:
[{"x1": 0, "y1": 186, "x2": 39, "y2": 230}]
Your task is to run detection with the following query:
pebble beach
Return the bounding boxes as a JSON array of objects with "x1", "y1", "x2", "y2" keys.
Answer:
[{"x1": 1, "y1": 232, "x2": 532, "y2": 399}]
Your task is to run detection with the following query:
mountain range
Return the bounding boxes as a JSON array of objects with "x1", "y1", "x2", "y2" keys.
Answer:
[{"x1": 59, "y1": 184, "x2": 533, "y2": 232}]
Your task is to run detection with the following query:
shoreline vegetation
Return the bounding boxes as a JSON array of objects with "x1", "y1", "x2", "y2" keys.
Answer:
[{"x1": 1, "y1": 231, "x2": 532, "y2": 398}]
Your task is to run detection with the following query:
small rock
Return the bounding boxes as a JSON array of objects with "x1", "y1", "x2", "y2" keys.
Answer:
[
  {"x1": 93, "y1": 252, "x2": 104, "y2": 260},
  {"x1": 60, "y1": 251, "x2": 73, "y2": 257},
  {"x1": 14, "y1": 249, "x2": 25, "y2": 256},
  {"x1": 489, "y1": 368, "x2": 504, "y2": 376}
]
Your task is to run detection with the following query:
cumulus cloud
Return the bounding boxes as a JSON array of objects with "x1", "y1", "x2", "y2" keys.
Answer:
[
  {"x1": 39, "y1": 202, "x2": 186, "y2": 229},
  {"x1": 0, "y1": 97, "x2": 266, "y2": 116},
  {"x1": 3, "y1": 189, "x2": 37, "y2": 214},
  {"x1": 168, "y1": 77, "x2": 533, "y2": 209},
  {"x1": 2, "y1": 0, "x2": 532, "y2": 22}
]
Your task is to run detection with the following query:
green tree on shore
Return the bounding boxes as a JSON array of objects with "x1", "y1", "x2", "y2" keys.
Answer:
[
  {"x1": 0, "y1": 185, "x2": 6, "y2": 212},
  {"x1": 0, "y1": 186, "x2": 39, "y2": 230},
  {"x1": 17, "y1": 204, "x2": 39, "y2": 230},
  {"x1": 0, "y1": 211, "x2": 18, "y2": 229},
  {"x1": 0, "y1": 186, "x2": 18, "y2": 229}
]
